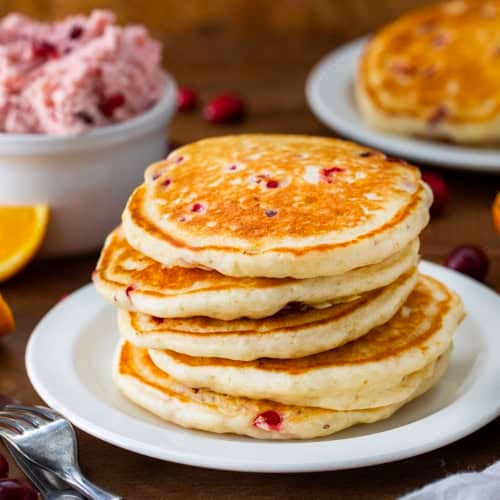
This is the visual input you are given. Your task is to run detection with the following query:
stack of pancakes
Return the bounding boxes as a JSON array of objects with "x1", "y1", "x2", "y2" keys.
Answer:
[{"x1": 93, "y1": 134, "x2": 464, "y2": 440}]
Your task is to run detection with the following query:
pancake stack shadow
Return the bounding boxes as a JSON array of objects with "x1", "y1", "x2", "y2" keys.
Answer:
[{"x1": 94, "y1": 134, "x2": 464, "y2": 440}]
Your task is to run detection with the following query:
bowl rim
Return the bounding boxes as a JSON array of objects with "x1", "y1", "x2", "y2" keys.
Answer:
[{"x1": 0, "y1": 74, "x2": 177, "y2": 155}]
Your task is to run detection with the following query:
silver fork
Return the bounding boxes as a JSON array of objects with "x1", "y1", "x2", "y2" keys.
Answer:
[
  {"x1": 5, "y1": 442, "x2": 84, "y2": 500},
  {"x1": 0, "y1": 405, "x2": 121, "y2": 500}
]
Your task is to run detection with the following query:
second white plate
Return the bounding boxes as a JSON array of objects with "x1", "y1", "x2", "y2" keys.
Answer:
[
  {"x1": 26, "y1": 261, "x2": 500, "y2": 473},
  {"x1": 306, "y1": 37, "x2": 500, "y2": 173}
]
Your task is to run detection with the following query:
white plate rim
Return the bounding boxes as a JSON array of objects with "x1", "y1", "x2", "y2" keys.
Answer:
[
  {"x1": 25, "y1": 261, "x2": 500, "y2": 473},
  {"x1": 306, "y1": 36, "x2": 500, "y2": 173}
]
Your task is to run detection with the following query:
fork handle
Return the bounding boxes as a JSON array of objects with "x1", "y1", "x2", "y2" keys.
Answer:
[{"x1": 61, "y1": 469, "x2": 121, "y2": 500}]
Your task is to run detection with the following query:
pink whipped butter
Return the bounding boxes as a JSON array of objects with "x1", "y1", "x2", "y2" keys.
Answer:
[{"x1": 0, "y1": 10, "x2": 167, "y2": 134}]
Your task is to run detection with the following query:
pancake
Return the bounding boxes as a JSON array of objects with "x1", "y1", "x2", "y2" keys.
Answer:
[
  {"x1": 118, "y1": 269, "x2": 418, "y2": 361},
  {"x1": 357, "y1": 0, "x2": 500, "y2": 144},
  {"x1": 148, "y1": 275, "x2": 464, "y2": 410},
  {"x1": 122, "y1": 135, "x2": 432, "y2": 278},
  {"x1": 114, "y1": 340, "x2": 450, "y2": 440},
  {"x1": 95, "y1": 227, "x2": 419, "y2": 320}
]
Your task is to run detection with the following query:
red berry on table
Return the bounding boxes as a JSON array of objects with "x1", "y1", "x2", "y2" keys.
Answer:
[
  {"x1": 0, "y1": 479, "x2": 37, "y2": 500},
  {"x1": 99, "y1": 94, "x2": 125, "y2": 118},
  {"x1": 445, "y1": 245, "x2": 489, "y2": 282},
  {"x1": 0, "y1": 455, "x2": 8, "y2": 478},
  {"x1": 203, "y1": 93, "x2": 246, "y2": 124},
  {"x1": 177, "y1": 87, "x2": 198, "y2": 112},
  {"x1": 422, "y1": 172, "x2": 449, "y2": 215}
]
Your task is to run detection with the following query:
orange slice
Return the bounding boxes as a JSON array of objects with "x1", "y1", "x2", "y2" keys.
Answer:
[
  {"x1": 493, "y1": 193, "x2": 500, "y2": 233},
  {"x1": 0, "y1": 293, "x2": 15, "y2": 335},
  {"x1": 0, "y1": 204, "x2": 50, "y2": 282}
]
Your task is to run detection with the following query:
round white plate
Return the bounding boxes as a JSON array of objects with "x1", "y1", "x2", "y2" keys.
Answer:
[
  {"x1": 306, "y1": 37, "x2": 500, "y2": 173},
  {"x1": 26, "y1": 261, "x2": 500, "y2": 473}
]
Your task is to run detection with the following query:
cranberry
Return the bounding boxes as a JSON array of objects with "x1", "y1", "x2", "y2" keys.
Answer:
[
  {"x1": 265, "y1": 209, "x2": 278, "y2": 218},
  {"x1": 0, "y1": 479, "x2": 37, "y2": 500},
  {"x1": 266, "y1": 179, "x2": 279, "y2": 189},
  {"x1": 203, "y1": 94, "x2": 246, "y2": 124},
  {"x1": 69, "y1": 25, "x2": 84, "y2": 39},
  {"x1": 0, "y1": 455, "x2": 8, "y2": 479},
  {"x1": 445, "y1": 245, "x2": 489, "y2": 282},
  {"x1": 323, "y1": 166, "x2": 345, "y2": 176},
  {"x1": 253, "y1": 410, "x2": 282, "y2": 431},
  {"x1": 428, "y1": 105, "x2": 448, "y2": 126},
  {"x1": 177, "y1": 87, "x2": 197, "y2": 112},
  {"x1": 422, "y1": 172, "x2": 449, "y2": 215},
  {"x1": 125, "y1": 285, "x2": 135, "y2": 298},
  {"x1": 99, "y1": 94, "x2": 125, "y2": 118},
  {"x1": 32, "y1": 40, "x2": 58, "y2": 59},
  {"x1": 161, "y1": 178, "x2": 171, "y2": 187},
  {"x1": 191, "y1": 203, "x2": 204, "y2": 213}
]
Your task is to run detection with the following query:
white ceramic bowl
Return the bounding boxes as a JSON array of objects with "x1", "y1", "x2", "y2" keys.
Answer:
[{"x1": 0, "y1": 78, "x2": 177, "y2": 257}]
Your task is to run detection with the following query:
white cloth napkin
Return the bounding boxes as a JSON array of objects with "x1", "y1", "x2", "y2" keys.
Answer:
[{"x1": 401, "y1": 461, "x2": 500, "y2": 499}]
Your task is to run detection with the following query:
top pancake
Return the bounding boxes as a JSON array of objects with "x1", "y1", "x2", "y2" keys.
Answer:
[
  {"x1": 357, "y1": 0, "x2": 500, "y2": 143},
  {"x1": 122, "y1": 135, "x2": 431, "y2": 278}
]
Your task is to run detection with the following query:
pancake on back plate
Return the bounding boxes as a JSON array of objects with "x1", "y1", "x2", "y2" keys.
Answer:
[{"x1": 357, "y1": 0, "x2": 500, "y2": 144}]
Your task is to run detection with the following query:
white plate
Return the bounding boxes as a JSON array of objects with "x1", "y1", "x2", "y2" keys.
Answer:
[
  {"x1": 306, "y1": 37, "x2": 500, "y2": 173},
  {"x1": 26, "y1": 261, "x2": 500, "y2": 473}
]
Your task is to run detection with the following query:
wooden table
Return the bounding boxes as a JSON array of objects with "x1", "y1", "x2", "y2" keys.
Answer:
[{"x1": 1, "y1": 32, "x2": 499, "y2": 500}]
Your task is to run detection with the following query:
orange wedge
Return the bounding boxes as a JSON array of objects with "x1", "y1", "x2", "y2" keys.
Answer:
[
  {"x1": 0, "y1": 204, "x2": 49, "y2": 282},
  {"x1": 0, "y1": 293, "x2": 15, "y2": 335},
  {"x1": 493, "y1": 193, "x2": 500, "y2": 233}
]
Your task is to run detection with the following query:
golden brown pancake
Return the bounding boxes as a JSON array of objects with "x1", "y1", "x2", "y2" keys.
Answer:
[
  {"x1": 114, "y1": 340, "x2": 450, "y2": 440},
  {"x1": 122, "y1": 135, "x2": 431, "y2": 278},
  {"x1": 357, "y1": 0, "x2": 500, "y2": 143},
  {"x1": 148, "y1": 275, "x2": 464, "y2": 410},
  {"x1": 94, "y1": 227, "x2": 419, "y2": 320},
  {"x1": 117, "y1": 269, "x2": 418, "y2": 360}
]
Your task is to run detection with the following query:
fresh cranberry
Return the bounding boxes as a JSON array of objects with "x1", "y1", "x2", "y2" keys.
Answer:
[
  {"x1": 266, "y1": 179, "x2": 279, "y2": 189},
  {"x1": 0, "y1": 455, "x2": 8, "y2": 479},
  {"x1": 253, "y1": 410, "x2": 282, "y2": 431},
  {"x1": 0, "y1": 479, "x2": 37, "y2": 500},
  {"x1": 203, "y1": 94, "x2": 246, "y2": 124},
  {"x1": 422, "y1": 172, "x2": 449, "y2": 215},
  {"x1": 177, "y1": 87, "x2": 197, "y2": 112},
  {"x1": 69, "y1": 25, "x2": 84, "y2": 39},
  {"x1": 32, "y1": 40, "x2": 58, "y2": 59},
  {"x1": 445, "y1": 245, "x2": 489, "y2": 282},
  {"x1": 99, "y1": 94, "x2": 125, "y2": 118}
]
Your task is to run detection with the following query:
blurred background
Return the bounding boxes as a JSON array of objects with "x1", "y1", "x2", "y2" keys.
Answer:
[{"x1": 0, "y1": 1, "x2": 440, "y2": 40}]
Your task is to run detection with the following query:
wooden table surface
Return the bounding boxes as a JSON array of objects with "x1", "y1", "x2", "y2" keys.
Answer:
[{"x1": 1, "y1": 32, "x2": 499, "y2": 500}]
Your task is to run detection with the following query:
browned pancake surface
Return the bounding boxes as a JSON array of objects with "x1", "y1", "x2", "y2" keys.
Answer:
[
  {"x1": 163, "y1": 275, "x2": 460, "y2": 373},
  {"x1": 360, "y1": 0, "x2": 500, "y2": 124},
  {"x1": 138, "y1": 135, "x2": 422, "y2": 252}
]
